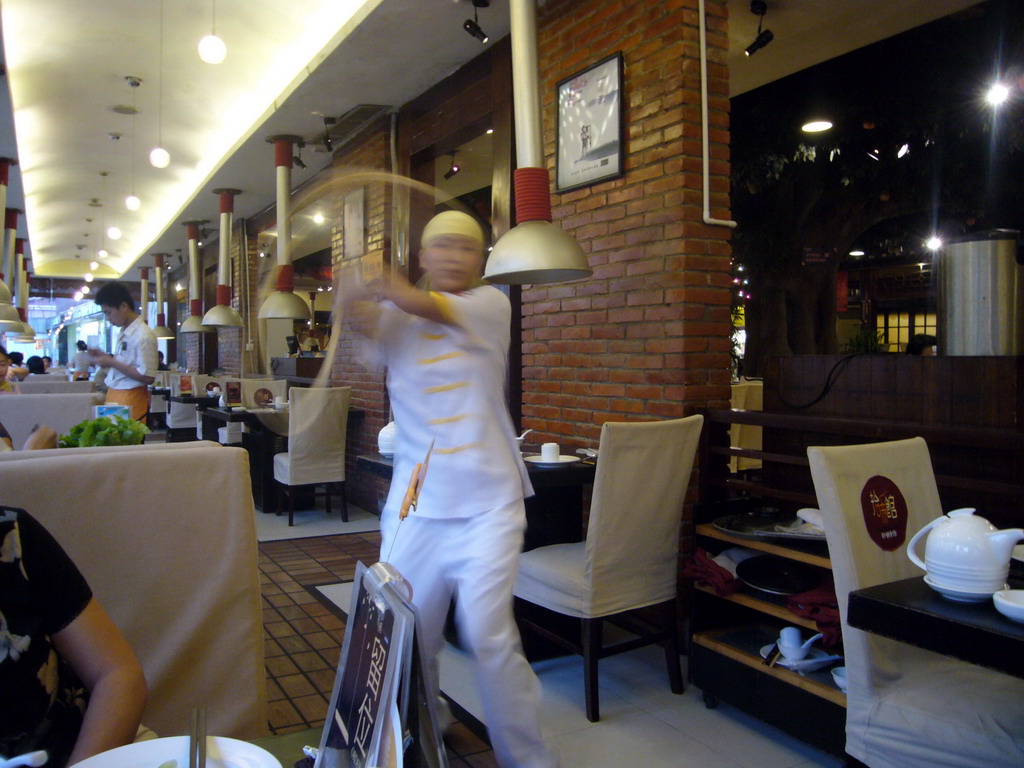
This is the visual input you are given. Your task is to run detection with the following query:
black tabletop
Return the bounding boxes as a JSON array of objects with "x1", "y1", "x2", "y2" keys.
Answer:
[
  {"x1": 848, "y1": 576, "x2": 1024, "y2": 678},
  {"x1": 168, "y1": 394, "x2": 219, "y2": 406},
  {"x1": 356, "y1": 451, "x2": 596, "y2": 489}
]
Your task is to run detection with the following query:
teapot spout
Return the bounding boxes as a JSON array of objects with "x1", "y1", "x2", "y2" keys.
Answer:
[{"x1": 989, "y1": 528, "x2": 1024, "y2": 561}]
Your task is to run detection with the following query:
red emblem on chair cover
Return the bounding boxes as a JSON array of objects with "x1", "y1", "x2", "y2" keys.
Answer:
[{"x1": 860, "y1": 475, "x2": 908, "y2": 551}]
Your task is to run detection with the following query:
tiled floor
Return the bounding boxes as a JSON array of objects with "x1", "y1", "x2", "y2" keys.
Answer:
[{"x1": 259, "y1": 531, "x2": 842, "y2": 768}]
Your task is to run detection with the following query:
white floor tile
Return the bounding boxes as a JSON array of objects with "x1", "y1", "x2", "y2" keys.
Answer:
[{"x1": 549, "y1": 709, "x2": 746, "y2": 768}]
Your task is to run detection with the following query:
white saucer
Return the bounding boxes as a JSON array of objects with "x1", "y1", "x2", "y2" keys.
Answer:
[
  {"x1": 524, "y1": 455, "x2": 582, "y2": 466},
  {"x1": 923, "y1": 574, "x2": 1004, "y2": 603},
  {"x1": 759, "y1": 644, "x2": 840, "y2": 673}
]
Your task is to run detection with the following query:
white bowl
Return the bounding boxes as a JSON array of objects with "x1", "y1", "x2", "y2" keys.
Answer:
[
  {"x1": 993, "y1": 589, "x2": 1024, "y2": 623},
  {"x1": 831, "y1": 666, "x2": 848, "y2": 692}
]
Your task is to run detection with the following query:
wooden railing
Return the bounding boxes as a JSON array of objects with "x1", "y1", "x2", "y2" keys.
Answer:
[{"x1": 696, "y1": 408, "x2": 1024, "y2": 529}]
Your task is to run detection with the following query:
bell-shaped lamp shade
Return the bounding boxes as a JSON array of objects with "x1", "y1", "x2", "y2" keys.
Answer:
[
  {"x1": 258, "y1": 290, "x2": 311, "y2": 320},
  {"x1": 0, "y1": 280, "x2": 11, "y2": 304},
  {"x1": 153, "y1": 323, "x2": 176, "y2": 339},
  {"x1": 202, "y1": 303, "x2": 243, "y2": 327},
  {"x1": 484, "y1": 220, "x2": 591, "y2": 284},
  {"x1": 180, "y1": 315, "x2": 213, "y2": 334},
  {"x1": 0, "y1": 300, "x2": 21, "y2": 329}
]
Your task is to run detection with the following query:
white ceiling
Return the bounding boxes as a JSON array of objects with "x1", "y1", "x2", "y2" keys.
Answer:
[{"x1": 0, "y1": 0, "x2": 983, "y2": 283}]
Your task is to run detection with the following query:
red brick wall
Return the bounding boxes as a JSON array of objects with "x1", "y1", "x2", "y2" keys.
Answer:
[
  {"x1": 523, "y1": 0, "x2": 733, "y2": 452},
  {"x1": 325, "y1": 118, "x2": 394, "y2": 514}
]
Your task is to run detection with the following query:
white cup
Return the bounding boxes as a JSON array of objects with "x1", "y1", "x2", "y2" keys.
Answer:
[
  {"x1": 779, "y1": 626, "x2": 802, "y2": 646},
  {"x1": 541, "y1": 442, "x2": 560, "y2": 462}
]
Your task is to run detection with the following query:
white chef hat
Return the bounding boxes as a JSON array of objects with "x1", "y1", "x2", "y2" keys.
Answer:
[{"x1": 420, "y1": 210, "x2": 484, "y2": 249}]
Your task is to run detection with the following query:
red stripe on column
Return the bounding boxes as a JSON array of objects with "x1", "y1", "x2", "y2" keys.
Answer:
[
  {"x1": 216, "y1": 284, "x2": 231, "y2": 305},
  {"x1": 0, "y1": 160, "x2": 9, "y2": 186},
  {"x1": 190, "y1": 298, "x2": 203, "y2": 317},
  {"x1": 274, "y1": 139, "x2": 293, "y2": 167},
  {"x1": 219, "y1": 192, "x2": 234, "y2": 213},
  {"x1": 275, "y1": 264, "x2": 294, "y2": 292},
  {"x1": 5, "y1": 209, "x2": 18, "y2": 230},
  {"x1": 187, "y1": 223, "x2": 200, "y2": 240},
  {"x1": 15, "y1": 238, "x2": 25, "y2": 255},
  {"x1": 140, "y1": 268, "x2": 149, "y2": 280},
  {"x1": 514, "y1": 168, "x2": 552, "y2": 223}
]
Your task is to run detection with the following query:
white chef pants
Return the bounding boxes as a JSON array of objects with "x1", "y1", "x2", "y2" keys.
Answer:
[{"x1": 380, "y1": 500, "x2": 557, "y2": 768}]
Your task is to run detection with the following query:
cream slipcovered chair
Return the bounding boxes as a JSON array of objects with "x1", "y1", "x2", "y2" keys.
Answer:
[
  {"x1": 807, "y1": 437, "x2": 1024, "y2": 768},
  {"x1": 514, "y1": 414, "x2": 704, "y2": 721},
  {"x1": 273, "y1": 386, "x2": 351, "y2": 526}
]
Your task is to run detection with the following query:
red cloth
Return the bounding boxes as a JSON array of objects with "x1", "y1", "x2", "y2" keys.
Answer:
[
  {"x1": 683, "y1": 548, "x2": 744, "y2": 597},
  {"x1": 785, "y1": 574, "x2": 842, "y2": 648}
]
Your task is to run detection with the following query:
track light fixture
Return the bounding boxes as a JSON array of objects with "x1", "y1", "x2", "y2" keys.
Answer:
[
  {"x1": 745, "y1": 0, "x2": 774, "y2": 57},
  {"x1": 463, "y1": 0, "x2": 489, "y2": 44},
  {"x1": 443, "y1": 151, "x2": 460, "y2": 180},
  {"x1": 322, "y1": 117, "x2": 335, "y2": 153}
]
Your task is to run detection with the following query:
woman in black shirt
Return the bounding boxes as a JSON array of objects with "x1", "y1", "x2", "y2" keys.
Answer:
[{"x1": 0, "y1": 508, "x2": 146, "y2": 766}]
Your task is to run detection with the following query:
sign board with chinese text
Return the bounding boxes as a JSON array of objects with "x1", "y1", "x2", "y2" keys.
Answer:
[{"x1": 315, "y1": 561, "x2": 447, "y2": 768}]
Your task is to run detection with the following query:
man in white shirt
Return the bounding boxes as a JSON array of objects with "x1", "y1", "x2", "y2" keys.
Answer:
[
  {"x1": 88, "y1": 282, "x2": 158, "y2": 422},
  {"x1": 70, "y1": 340, "x2": 95, "y2": 380}
]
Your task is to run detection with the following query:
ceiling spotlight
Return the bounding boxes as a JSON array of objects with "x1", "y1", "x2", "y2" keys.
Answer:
[
  {"x1": 744, "y1": 1, "x2": 774, "y2": 57},
  {"x1": 89, "y1": 261, "x2": 99, "y2": 270},
  {"x1": 97, "y1": 249, "x2": 109, "y2": 259},
  {"x1": 802, "y1": 120, "x2": 832, "y2": 133},
  {"x1": 926, "y1": 236, "x2": 943, "y2": 251},
  {"x1": 84, "y1": 273, "x2": 94, "y2": 282},
  {"x1": 293, "y1": 144, "x2": 307, "y2": 169},
  {"x1": 107, "y1": 226, "x2": 122, "y2": 240},
  {"x1": 81, "y1": 285, "x2": 90, "y2": 295},
  {"x1": 312, "y1": 213, "x2": 325, "y2": 224},
  {"x1": 986, "y1": 83, "x2": 1010, "y2": 106},
  {"x1": 443, "y1": 151, "x2": 461, "y2": 180},
  {"x1": 463, "y1": 1, "x2": 490, "y2": 44},
  {"x1": 322, "y1": 117, "x2": 335, "y2": 152},
  {"x1": 897, "y1": 143, "x2": 910, "y2": 158},
  {"x1": 849, "y1": 250, "x2": 865, "y2": 257},
  {"x1": 125, "y1": 194, "x2": 141, "y2": 211}
]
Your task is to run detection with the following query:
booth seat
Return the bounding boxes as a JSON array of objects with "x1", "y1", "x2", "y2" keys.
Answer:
[
  {"x1": 17, "y1": 378, "x2": 96, "y2": 395},
  {"x1": 0, "y1": 439, "x2": 223, "y2": 462},
  {"x1": 0, "y1": 444, "x2": 268, "y2": 740},
  {"x1": 0, "y1": 392, "x2": 103, "y2": 448}
]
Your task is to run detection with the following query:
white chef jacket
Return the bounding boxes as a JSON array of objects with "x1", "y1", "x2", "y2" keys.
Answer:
[
  {"x1": 105, "y1": 316, "x2": 158, "y2": 390},
  {"x1": 375, "y1": 286, "x2": 532, "y2": 519}
]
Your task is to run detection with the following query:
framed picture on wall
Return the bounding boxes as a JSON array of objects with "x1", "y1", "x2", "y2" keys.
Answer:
[
  {"x1": 343, "y1": 187, "x2": 365, "y2": 260},
  {"x1": 556, "y1": 52, "x2": 624, "y2": 193}
]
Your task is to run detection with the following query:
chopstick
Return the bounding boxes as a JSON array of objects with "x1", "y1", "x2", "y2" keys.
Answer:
[{"x1": 189, "y1": 708, "x2": 207, "y2": 768}]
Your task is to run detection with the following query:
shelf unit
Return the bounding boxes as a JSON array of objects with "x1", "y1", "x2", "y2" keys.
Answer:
[{"x1": 690, "y1": 410, "x2": 848, "y2": 758}]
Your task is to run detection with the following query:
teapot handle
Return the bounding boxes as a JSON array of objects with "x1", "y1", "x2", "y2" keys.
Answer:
[{"x1": 907, "y1": 515, "x2": 945, "y2": 571}]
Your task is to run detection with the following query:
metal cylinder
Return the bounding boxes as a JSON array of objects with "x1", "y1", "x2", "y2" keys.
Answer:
[{"x1": 937, "y1": 229, "x2": 1023, "y2": 355}]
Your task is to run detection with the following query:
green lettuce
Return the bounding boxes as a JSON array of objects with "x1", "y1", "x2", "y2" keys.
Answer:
[{"x1": 58, "y1": 416, "x2": 150, "y2": 448}]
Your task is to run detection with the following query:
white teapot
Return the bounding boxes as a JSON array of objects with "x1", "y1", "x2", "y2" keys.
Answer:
[{"x1": 908, "y1": 508, "x2": 1024, "y2": 595}]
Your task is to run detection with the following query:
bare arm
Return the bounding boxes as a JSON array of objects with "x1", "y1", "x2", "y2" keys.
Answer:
[{"x1": 52, "y1": 598, "x2": 147, "y2": 765}]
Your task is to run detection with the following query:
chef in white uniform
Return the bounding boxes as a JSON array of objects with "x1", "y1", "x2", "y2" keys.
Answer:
[{"x1": 356, "y1": 210, "x2": 556, "y2": 768}]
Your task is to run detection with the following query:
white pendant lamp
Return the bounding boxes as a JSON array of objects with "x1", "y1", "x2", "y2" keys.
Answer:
[
  {"x1": 203, "y1": 188, "x2": 243, "y2": 326},
  {"x1": 180, "y1": 221, "x2": 213, "y2": 333},
  {"x1": 152, "y1": 254, "x2": 175, "y2": 338},
  {"x1": 483, "y1": 0, "x2": 590, "y2": 285},
  {"x1": 0, "y1": 204, "x2": 21, "y2": 330},
  {"x1": 258, "y1": 136, "x2": 310, "y2": 320}
]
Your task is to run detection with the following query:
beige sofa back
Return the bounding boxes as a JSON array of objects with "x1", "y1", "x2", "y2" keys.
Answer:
[
  {"x1": 0, "y1": 445, "x2": 268, "y2": 739},
  {"x1": 19, "y1": 378, "x2": 96, "y2": 395},
  {"x1": 0, "y1": 392, "x2": 103, "y2": 448},
  {"x1": 0, "y1": 440, "x2": 223, "y2": 462}
]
